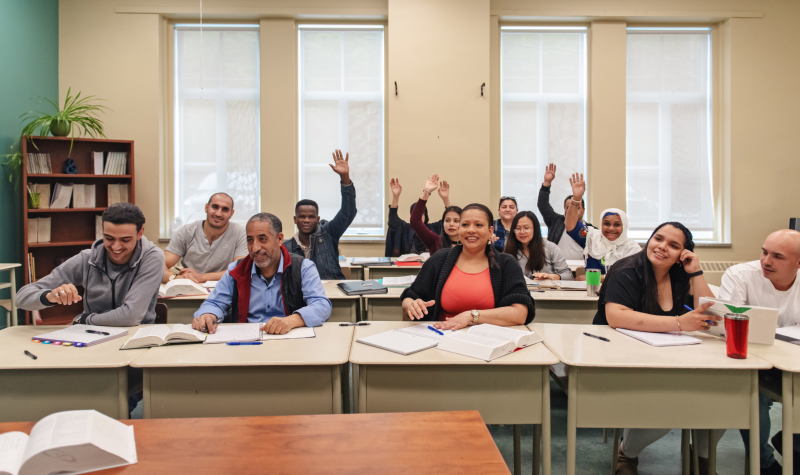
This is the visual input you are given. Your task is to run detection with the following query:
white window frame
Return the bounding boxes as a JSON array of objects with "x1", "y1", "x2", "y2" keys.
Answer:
[
  {"x1": 297, "y1": 24, "x2": 386, "y2": 237},
  {"x1": 499, "y1": 26, "x2": 588, "y2": 236},
  {"x1": 626, "y1": 27, "x2": 715, "y2": 241}
]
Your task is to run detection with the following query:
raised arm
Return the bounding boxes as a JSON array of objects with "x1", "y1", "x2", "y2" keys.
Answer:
[
  {"x1": 681, "y1": 249, "x2": 715, "y2": 307},
  {"x1": 538, "y1": 164, "x2": 562, "y2": 228},
  {"x1": 389, "y1": 178, "x2": 402, "y2": 209},
  {"x1": 437, "y1": 179, "x2": 452, "y2": 208},
  {"x1": 410, "y1": 175, "x2": 444, "y2": 252},
  {"x1": 564, "y1": 173, "x2": 585, "y2": 232},
  {"x1": 325, "y1": 149, "x2": 357, "y2": 239}
]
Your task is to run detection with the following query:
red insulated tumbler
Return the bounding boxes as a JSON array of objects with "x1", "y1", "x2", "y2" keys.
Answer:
[{"x1": 724, "y1": 313, "x2": 749, "y2": 359}]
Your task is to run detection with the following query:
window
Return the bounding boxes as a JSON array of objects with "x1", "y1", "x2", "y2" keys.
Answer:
[
  {"x1": 298, "y1": 25, "x2": 385, "y2": 236},
  {"x1": 626, "y1": 28, "x2": 714, "y2": 239},
  {"x1": 500, "y1": 26, "x2": 587, "y2": 236},
  {"x1": 173, "y1": 24, "x2": 260, "y2": 229}
]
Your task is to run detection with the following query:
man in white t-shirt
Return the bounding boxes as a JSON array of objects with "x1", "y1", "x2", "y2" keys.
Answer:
[{"x1": 720, "y1": 229, "x2": 800, "y2": 474}]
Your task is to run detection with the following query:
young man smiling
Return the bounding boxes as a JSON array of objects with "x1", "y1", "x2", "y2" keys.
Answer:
[{"x1": 16, "y1": 203, "x2": 165, "y2": 326}]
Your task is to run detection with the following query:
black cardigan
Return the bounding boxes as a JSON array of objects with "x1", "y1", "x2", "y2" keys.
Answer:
[{"x1": 400, "y1": 245, "x2": 536, "y2": 324}]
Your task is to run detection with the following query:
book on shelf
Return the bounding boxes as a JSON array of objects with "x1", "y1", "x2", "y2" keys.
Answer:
[
  {"x1": 26, "y1": 253, "x2": 36, "y2": 282},
  {"x1": 49, "y1": 183, "x2": 74, "y2": 209},
  {"x1": 72, "y1": 184, "x2": 85, "y2": 208},
  {"x1": 27, "y1": 219, "x2": 37, "y2": 244},
  {"x1": 25, "y1": 153, "x2": 52, "y2": 174},
  {"x1": 121, "y1": 324, "x2": 207, "y2": 349},
  {"x1": 107, "y1": 184, "x2": 129, "y2": 206},
  {"x1": 93, "y1": 151, "x2": 104, "y2": 175},
  {"x1": 95, "y1": 215, "x2": 103, "y2": 240},
  {"x1": 102, "y1": 152, "x2": 128, "y2": 176},
  {"x1": 26, "y1": 218, "x2": 51, "y2": 243},
  {"x1": 436, "y1": 324, "x2": 543, "y2": 361},
  {"x1": 0, "y1": 409, "x2": 137, "y2": 475},
  {"x1": 158, "y1": 280, "x2": 210, "y2": 298}
]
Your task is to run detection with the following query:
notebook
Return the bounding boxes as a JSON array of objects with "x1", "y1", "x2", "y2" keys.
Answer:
[
  {"x1": 203, "y1": 323, "x2": 261, "y2": 344},
  {"x1": 615, "y1": 328, "x2": 702, "y2": 347},
  {"x1": 699, "y1": 297, "x2": 779, "y2": 344},
  {"x1": 356, "y1": 324, "x2": 454, "y2": 355},
  {"x1": 336, "y1": 280, "x2": 388, "y2": 296},
  {"x1": 32, "y1": 325, "x2": 129, "y2": 347},
  {"x1": 379, "y1": 275, "x2": 416, "y2": 287},
  {"x1": 352, "y1": 257, "x2": 393, "y2": 266},
  {"x1": 261, "y1": 326, "x2": 316, "y2": 341},
  {"x1": 436, "y1": 324, "x2": 543, "y2": 361}
]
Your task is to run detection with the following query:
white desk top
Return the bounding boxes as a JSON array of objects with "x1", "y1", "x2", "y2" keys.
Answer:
[
  {"x1": 531, "y1": 290, "x2": 598, "y2": 302},
  {"x1": 349, "y1": 321, "x2": 559, "y2": 366},
  {"x1": 158, "y1": 280, "x2": 363, "y2": 302},
  {"x1": 531, "y1": 323, "x2": 771, "y2": 370},
  {"x1": 0, "y1": 325, "x2": 147, "y2": 369},
  {"x1": 0, "y1": 264, "x2": 22, "y2": 271},
  {"x1": 748, "y1": 339, "x2": 800, "y2": 373},
  {"x1": 130, "y1": 322, "x2": 354, "y2": 368}
]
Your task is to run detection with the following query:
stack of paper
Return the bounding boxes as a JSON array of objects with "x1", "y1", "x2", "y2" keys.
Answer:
[{"x1": 50, "y1": 183, "x2": 74, "y2": 209}]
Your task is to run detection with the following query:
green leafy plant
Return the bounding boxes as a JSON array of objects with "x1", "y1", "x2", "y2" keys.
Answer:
[
  {"x1": 1, "y1": 146, "x2": 22, "y2": 185},
  {"x1": 20, "y1": 87, "x2": 110, "y2": 155}
]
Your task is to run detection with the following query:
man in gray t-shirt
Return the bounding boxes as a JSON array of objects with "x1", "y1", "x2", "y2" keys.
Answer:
[{"x1": 163, "y1": 193, "x2": 248, "y2": 284}]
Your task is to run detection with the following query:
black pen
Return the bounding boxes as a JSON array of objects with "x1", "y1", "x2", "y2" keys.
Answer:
[
  {"x1": 583, "y1": 332, "x2": 610, "y2": 342},
  {"x1": 85, "y1": 329, "x2": 110, "y2": 336},
  {"x1": 339, "y1": 322, "x2": 371, "y2": 326},
  {"x1": 24, "y1": 350, "x2": 37, "y2": 360}
]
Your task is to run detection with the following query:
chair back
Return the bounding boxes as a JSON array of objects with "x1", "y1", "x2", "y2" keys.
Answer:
[{"x1": 155, "y1": 303, "x2": 168, "y2": 324}]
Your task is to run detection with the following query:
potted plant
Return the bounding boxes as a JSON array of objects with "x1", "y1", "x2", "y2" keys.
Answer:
[
  {"x1": 1, "y1": 145, "x2": 22, "y2": 185},
  {"x1": 20, "y1": 87, "x2": 110, "y2": 155}
]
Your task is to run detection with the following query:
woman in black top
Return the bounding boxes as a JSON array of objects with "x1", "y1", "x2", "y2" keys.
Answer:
[{"x1": 599, "y1": 222, "x2": 722, "y2": 474}]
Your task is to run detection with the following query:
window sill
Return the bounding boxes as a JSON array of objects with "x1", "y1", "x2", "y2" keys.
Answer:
[
  {"x1": 633, "y1": 240, "x2": 732, "y2": 249},
  {"x1": 340, "y1": 236, "x2": 385, "y2": 244}
]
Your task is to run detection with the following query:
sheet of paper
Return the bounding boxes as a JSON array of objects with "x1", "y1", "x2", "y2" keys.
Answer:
[
  {"x1": 395, "y1": 323, "x2": 454, "y2": 341},
  {"x1": 776, "y1": 326, "x2": 800, "y2": 340},
  {"x1": 616, "y1": 328, "x2": 701, "y2": 347},
  {"x1": 204, "y1": 324, "x2": 261, "y2": 344},
  {"x1": 0, "y1": 432, "x2": 28, "y2": 475},
  {"x1": 381, "y1": 275, "x2": 416, "y2": 286},
  {"x1": 261, "y1": 326, "x2": 316, "y2": 341}
]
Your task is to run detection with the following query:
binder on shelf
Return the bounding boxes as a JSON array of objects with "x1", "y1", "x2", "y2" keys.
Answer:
[
  {"x1": 27, "y1": 219, "x2": 38, "y2": 243},
  {"x1": 37, "y1": 217, "x2": 51, "y2": 243},
  {"x1": 93, "y1": 151, "x2": 105, "y2": 174},
  {"x1": 85, "y1": 184, "x2": 96, "y2": 208},
  {"x1": 72, "y1": 184, "x2": 86, "y2": 208},
  {"x1": 50, "y1": 183, "x2": 74, "y2": 209}
]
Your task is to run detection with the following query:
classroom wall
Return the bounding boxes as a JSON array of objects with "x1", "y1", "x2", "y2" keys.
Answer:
[
  {"x1": 58, "y1": 0, "x2": 800, "y2": 263},
  {"x1": 0, "y1": 0, "x2": 59, "y2": 327}
]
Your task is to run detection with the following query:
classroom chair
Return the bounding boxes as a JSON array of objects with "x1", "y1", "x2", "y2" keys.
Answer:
[{"x1": 155, "y1": 303, "x2": 168, "y2": 324}]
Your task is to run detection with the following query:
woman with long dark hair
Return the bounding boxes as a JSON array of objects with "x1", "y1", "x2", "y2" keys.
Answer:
[
  {"x1": 409, "y1": 174, "x2": 462, "y2": 252},
  {"x1": 503, "y1": 211, "x2": 572, "y2": 281},
  {"x1": 596, "y1": 222, "x2": 723, "y2": 475},
  {"x1": 492, "y1": 196, "x2": 519, "y2": 252},
  {"x1": 400, "y1": 203, "x2": 535, "y2": 330}
]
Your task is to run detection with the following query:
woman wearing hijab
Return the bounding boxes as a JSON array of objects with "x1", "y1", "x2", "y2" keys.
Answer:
[{"x1": 564, "y1": 173, "x2": 641, "y2": 279}]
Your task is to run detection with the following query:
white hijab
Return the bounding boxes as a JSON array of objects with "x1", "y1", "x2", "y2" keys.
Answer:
[{"x1": 584, "y1": 208, "x2": 641, "y2": 268}]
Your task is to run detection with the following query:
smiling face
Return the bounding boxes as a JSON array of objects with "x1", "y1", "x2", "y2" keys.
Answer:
[
  {"x1": 205, "y1": 194, "x2": 234, "y2": 229},
  {"x1": 246, "y1": 221, "x2": 284, "y2": 269},
  {"x1": 102, "y1": 222, "x2": 144, "y2": 265},
  {"x1": 294, "y1": 205, "x2": 320, "y2": 235},
  {"x1": 601, "y1": 214, "x2": 623, "y2": 241},
  {"x1": 513, "y1": 216, "x2": 535, "y2": 246},
  {"x1": 443, "y1": 211, "x2": 460, "y2": 237},
  {"x1": 760, "y1": 230, "x2": 800, "y2": 287},
  {"x1": 458, "y1": 209, "x2": 493, "y2": 253},
  {"x1": 646, "y1": 225, "x2": 685, "y2": 270},
  {"x1": 498, "y1": 199, "x2": 517, "y2": 222}
]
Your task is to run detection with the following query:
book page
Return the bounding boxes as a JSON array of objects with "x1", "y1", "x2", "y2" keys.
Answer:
[
  {"x1": 468, "y1": 325, "x2": 532, "y2": 346},
  {"x1": 131, "y1": 326, "x2": 170, "y2": 342},
  {"x1": 204, "y1": 324, "x2": 261, "y2": 344},
  {"x1": 0, "y1": 432, "x2": 28, "y2": 475},
  {"x1": 445, "y1": 332, "x2": 507, "y2": 348},
  {"x1": 616, "y1": 328, "x2": 701, "y2": 346},
  {"x1": 395, "y1": 324, "x2": 454, "y2": 341},
  {"x1": 167, "y1": 324, "x2": 207, "y2": 341}
]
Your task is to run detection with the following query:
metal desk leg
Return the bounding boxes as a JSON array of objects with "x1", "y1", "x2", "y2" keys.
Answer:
[
  {"x1": 750, "y1": 369, "x2": 760, "y2": 475},
  {"x1": 691, "y1": 430, "x2": 700, "y2": 474},
  {"x1": 117, "y1": 367, "x2": 129, "y2": 419},
  {"x1": 567, "y1": 366, "x2": 577, "y2": 475},
  {"x1": 681, "y1": 429, "x2": 690, "y2": 475},
  {"x1": 532, "y1": 425, "x2": 540, "y2": 475},
  {"x1": 542, "y1": 368, "x2": 551, "y2": 475},
  {"x1": 708, "y1": 429, "x2": 718, "y2": 474},
  {"x1": 331, "y1": 365, "x2": 342, "y2": 414},
  {"x1": 784, "y1": 371, "x2": 793, "y2": 475},
  {"x1": 514, "y1": 425, "x2": 521, "y2": 475},
  {"x1": 358, "y1": 365, "x2": 367, "y2": 414},
  {"x1": 10, "y1": 269, "x2": 16, "y2": 327},
  {"x1": 611, "y1": 429, "x2": 620, "y2": 475}
]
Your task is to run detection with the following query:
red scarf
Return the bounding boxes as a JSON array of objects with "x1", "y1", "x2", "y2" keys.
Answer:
[{"x1": 228, "y1": 245, "x2": 293, "y2": 323}]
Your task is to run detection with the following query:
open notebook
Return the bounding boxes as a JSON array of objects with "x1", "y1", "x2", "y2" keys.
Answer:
[
  {"x1": 616, "y1": 328, "x2": 702, "y2": 347},
  {"x1": 356, "y1": 324, "x2": 454, "y2": 355}
]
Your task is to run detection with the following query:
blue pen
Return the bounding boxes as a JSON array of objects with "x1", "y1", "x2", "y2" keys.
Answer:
[
  {"x1": 226, "y1": 342, "x2": 263, "y2": 346},
  {"x1": 685, "y1": 305, "x2": 714, "y2": 325},
  {"x1": 427, "y1": 326, "x2": 444, "y2": 336}
]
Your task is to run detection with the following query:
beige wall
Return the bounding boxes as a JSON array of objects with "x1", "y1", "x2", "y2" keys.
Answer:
[{"x1": 59, "y1": 0, "x2": 800, "y2": 261}]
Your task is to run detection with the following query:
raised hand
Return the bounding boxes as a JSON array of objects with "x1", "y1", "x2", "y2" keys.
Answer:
[
  {"x1": 329, "y1": 149, "x2": 351, "y2": 185},
  {"x1": 680, "y1": 249, "x2": 702, "y2": 274},
  {"x1": 543, "y1": 164, "x2": 556, "y2": 187},
  {"x1": 438, "y1": 180, "x2": 450, "y2": 199},
  {"x1": 423, "y1": 174, "x2": 439, "y2": 194},
  {"x1": 390, "y1": 178, "x2": 403, "y2": 198},
  {"x1": 569, "y1": 173, "x2": 586, "y2": 200}
]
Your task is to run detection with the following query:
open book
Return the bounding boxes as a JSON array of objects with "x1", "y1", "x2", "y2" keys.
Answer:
[
  {"x1": 699, "y1": 297, "x2": 779, "y2": 345},
  {"x1": 436, "y1": 324, "x2": 543, "y2": 361},
  {"x1": 120, "y1": 324, "x2": 207, "y2": 349},
  {"x1": 525, "y1": 278, "x2": 586, "y2": 291},
  {"x1": 396, "y1": 253, "x2": 429, "y2": 262},
  {"x1": 357, "y1": 324, "x2": 454, "y2": 355},
  {"x1": 158, "y1": 280, "x2": 210, "y2": 298},
  {"x1": 0, "y1": 410, "x2": 136, "y2": 475},
  {"x1": 616, "y1": 328, "x2": 702, "y2": 347}
]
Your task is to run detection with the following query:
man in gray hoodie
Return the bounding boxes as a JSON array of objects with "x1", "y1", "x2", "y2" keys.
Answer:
[{"x1": 16, "y1": 203, "x2": 165, "y2": 326}]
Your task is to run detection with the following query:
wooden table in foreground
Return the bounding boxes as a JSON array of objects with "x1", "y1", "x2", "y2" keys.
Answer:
[
  {"x1": 748, "y1": 339, "x2": 800, "y2": 475},
  {"x1": 0, "y1": 411, "x2": 510, "y2": 474},
  {"x1": 130, "y1": 322, "x2": 354, "y2": 419},
  {"x1": 350, "y1": 321, "x2": 558, "y2": 475},
  {"x1": 0, "y1": 325, "x2": 146, "y2": 421},
  {"x1": 533, "y1": 323, "x2": 770, "y2": 475}
]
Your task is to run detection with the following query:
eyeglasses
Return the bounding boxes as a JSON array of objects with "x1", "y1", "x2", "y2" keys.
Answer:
[{"x1": 514, "y1": 227, "x2": 533, "y2": 233}]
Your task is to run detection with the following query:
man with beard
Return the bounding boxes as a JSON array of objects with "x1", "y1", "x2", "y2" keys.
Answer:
[
  {"x1": 191, "y1": 213, "x2": 331, "y2": 335},
  {"x1": 163, "y1": 192, "x2": 247, "y2": 284}
]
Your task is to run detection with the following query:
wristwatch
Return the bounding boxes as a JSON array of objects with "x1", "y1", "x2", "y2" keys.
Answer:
[{"x1": 471, "y1": 310, "x2": 480, "y2": 325}]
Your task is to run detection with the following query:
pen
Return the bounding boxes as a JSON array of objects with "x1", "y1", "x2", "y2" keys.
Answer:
[
  {"x1": 339, "y1": 322, "x2": 371, "y2": 326},
  {"x1": 24, "y1": 350, "x2": 37, "y2": 360},
  {"x1": 428, "y1": 326, "x2": 444, "y2": 335},
  {"x1": 685, "y1": 304, "x2": 715, "y2": 325},
  {"x1": 226, "y1": 342, "x2": 263, "y2": 346},
  {"x1": 583, "y1": 332, "x2": 610, "y2": 342},
  {"x1": 85, "y1": 330, "x2": 110, "y2": 336}
]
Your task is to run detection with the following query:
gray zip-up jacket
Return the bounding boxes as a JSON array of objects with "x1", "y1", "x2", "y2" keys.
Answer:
[{"x1": 16, "y1": 237, "x2": 165, "y2": 326}]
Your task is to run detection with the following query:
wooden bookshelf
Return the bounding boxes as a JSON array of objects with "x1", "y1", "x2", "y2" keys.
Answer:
[{"x1": 21, "y1": 136, "x2": 135, "y2": 325}]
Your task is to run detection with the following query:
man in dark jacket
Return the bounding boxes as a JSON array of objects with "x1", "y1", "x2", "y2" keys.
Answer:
[
  {"x1": 284, "y1": 149, "x2": 356, "y2": 280},
  {"x1": 537, "y1": 163, "x2": 593, "y2": 261}
]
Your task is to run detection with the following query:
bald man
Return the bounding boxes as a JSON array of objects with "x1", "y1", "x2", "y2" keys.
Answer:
[{"x1": 720, "y1": 229, "x2": 800, "y2": 474}]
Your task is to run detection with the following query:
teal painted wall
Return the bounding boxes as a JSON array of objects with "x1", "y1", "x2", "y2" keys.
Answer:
[{"x1": 0, "y1": 0, "x2": 58, "y2": 327}]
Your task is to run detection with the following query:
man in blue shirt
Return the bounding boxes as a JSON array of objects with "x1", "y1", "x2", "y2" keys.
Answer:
[{"x1": 192, "y1": 212, "x2": 332, "y2": 335}]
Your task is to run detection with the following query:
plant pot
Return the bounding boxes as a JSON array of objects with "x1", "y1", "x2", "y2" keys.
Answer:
[{"x1": 49, "y1": 119, "x2": 71, "y2": 137}]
